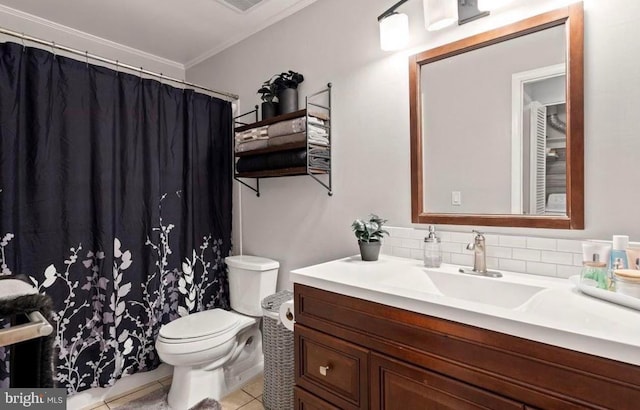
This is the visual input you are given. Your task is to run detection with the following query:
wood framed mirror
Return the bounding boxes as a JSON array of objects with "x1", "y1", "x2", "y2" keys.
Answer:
[{"x1": 409, "y1": 3, "x2": 583, "y2": 229}]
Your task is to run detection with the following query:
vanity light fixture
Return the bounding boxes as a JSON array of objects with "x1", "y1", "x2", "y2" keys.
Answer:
[
  {"x1": 378, "y1": 0, "x2": 491, "y2": 50},
  {"x1": 379, "y1": 11, "x2": 410, "y2": 51},
  {"x1": 378, "y1": 0, "x2": 411, "y2": 51},
  {"x1": 424, "y1": 0, "x2": 458, "y2": 31}
]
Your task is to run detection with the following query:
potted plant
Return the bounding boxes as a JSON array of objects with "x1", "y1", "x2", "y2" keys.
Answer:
[
  {"x1": 351, "y1": 214, "x2": 389, "y2": 261},
  {"x1": 258, "y1": 76, "x2": 280, "y2": 120},
  {"x1": 273, "y1": 70, "x2": 304, "y2": 115}
]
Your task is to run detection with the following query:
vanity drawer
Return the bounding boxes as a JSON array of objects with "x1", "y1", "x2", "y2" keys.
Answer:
[
  {"x1": 295, "y1": 325, "x2": 369, "y2": 410},
  {"x1": 295, "y1": 386, "x2": 341, "y2": 410}
]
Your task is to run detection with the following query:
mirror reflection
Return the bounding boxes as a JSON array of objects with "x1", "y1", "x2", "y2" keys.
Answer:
[{"x1": 421, "y1": 24, "x2": 567, "y2": 215}]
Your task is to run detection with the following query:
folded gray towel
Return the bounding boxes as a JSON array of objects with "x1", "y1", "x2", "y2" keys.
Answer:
[
  {"x1": 235, "y1": 126, "x2": 268, "y2": 143},
  {"x1": 235, "y1": 139, "x2": 268, "y2": 153},
  {"x1": 267, "y1": 132, "x2": 306, "y2": 147},
  {"x1": 309, "y1": 156, "x2": 330, "y2": 170},
  {"x1": 268, "y1": 118, "x2": 306, "y2": 137}
]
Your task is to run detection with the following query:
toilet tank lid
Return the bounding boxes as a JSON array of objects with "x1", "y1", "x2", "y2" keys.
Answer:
[{"x1": 225, "y1": 255, "x2": 279, "y2": 271}]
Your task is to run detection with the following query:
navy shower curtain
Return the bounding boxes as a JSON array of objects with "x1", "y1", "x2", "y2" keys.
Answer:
[{"x1": 0, "y1": 42, "x2": 233, "y2": 393}]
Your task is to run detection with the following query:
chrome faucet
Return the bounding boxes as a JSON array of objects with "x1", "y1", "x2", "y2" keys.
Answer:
[
  {"x1": 467, "y1": 230, "x2": 487, "y2": 273},
  {"x1": 458, "y1": 230, "x2": 502, "y2": 278}
]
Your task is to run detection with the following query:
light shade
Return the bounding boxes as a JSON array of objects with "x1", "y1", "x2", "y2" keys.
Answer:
[
  {"x1": 379, "y1": 12, "x2": 409, "y2": 51},
  {"x1": 424, "y1": 0, "x2": 458, "y2": 31},
  {"x1": 478, "y1": 0, "x2": 515, "y2": 11}
]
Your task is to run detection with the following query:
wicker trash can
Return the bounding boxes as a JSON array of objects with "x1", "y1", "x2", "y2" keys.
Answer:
[{"x1": 261, "y1": 290, "x2": 294, "y2": 410}]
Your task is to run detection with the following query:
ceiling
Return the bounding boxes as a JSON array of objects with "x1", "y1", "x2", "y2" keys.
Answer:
[{"x1": 0, "y1": 0, "x2": 317, "y2": 68}]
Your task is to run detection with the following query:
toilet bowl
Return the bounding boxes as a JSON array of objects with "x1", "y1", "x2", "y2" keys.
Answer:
[{"x1": 156, "y1": 255, "x2": 278, "y2": 410}]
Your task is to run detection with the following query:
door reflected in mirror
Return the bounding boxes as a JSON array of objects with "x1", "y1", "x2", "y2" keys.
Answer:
[{"x1": 515, "y1": 67, "x2": 567, "y2": 216}]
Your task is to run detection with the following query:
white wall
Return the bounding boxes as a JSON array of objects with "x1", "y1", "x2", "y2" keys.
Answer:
[
  {"x1": 0, "y1": 5, "x2": 184, "y2": 79},
  {"x1": 187, "y1": 0, "x2": 640, "y2": 290}
]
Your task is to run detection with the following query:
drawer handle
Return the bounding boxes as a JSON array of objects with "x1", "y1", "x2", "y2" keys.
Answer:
[{"x1": 319, "y1": 364, "x2": 332, "y2": 376}]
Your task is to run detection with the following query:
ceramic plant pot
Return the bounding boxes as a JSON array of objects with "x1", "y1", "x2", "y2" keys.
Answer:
[
  {"x1": 277, "y1": 87, "x2": 298, "y2": 115},
  {"x1": 359, "y1": 240, "x2": 381, "y2": 262},
  {"x1": 261, "y1": 102, "x2": 279, "y2": 120}
]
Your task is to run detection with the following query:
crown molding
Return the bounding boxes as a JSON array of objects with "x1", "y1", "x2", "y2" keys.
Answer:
[
  {"x1": 0, "y1": 4, "x2": 184, "y2": 72},
  {"x1": 185, "y1": 0, "x2": 318, "y2": 69}
]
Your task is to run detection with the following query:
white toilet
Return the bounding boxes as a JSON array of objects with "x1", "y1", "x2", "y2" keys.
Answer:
[{"x1": 156, "y1": 255, "x2": 279, "y2": 410}]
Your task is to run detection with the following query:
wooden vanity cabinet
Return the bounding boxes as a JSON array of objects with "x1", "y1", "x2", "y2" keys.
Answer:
[{"x1": 293, "y1": 284, "x2": 640, "y2": 410}]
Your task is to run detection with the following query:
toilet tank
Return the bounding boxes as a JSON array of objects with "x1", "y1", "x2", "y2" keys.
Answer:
[{"x1": 225, "y1": 255, "x2": 279, "y2": 317}]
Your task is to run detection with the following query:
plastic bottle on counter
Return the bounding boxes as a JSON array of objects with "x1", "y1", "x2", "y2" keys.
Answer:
[
  {"x1": 610, "y1": 235, "x2": 629, "y2": 270},
  {"x1": 423, "y1": 225, "x2": 442, "y2": 268}
]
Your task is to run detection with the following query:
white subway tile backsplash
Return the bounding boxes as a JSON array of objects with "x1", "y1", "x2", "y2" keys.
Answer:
[
  {"x1": 451, "y1": 253, "x2": 473, "y2": 266},
  {"x1": 381, "y1": 227, "x2": 604, "y2": 280},
  {"x1": 401, "y1": 238, "x2": 422, "y2": 250},
  {"x1": 409, "y1": 229, "x2": 428, "y2": 240},
  {"x1": 499, "y1": 235, "x2": 527, "y2": 248},
  {"x1": 438, "y1": 231, "x2": 451, "y2": 242},
  {"x1": 499, "y1": 259, "x2": 526, "y2": 273},
  {"x1": 441, "y1": 242, "x2": 463, "y2": 253},
  {"x1": 573, "y1": 254, "x2": 584, "y2": 267},
  {"x1": 557, "y1": 239, "x2": 583, "y2": 253},
  {"x1": 485, "y1": 234, "x2": 500, "y2": 246},
  {"x1": 449, "y1": 232, "x2": 471, "y2": 243},
  {"x1": 526, "y1": 237, "x2": 557, "y2": 251},
  {"x1": 526, "y1": 261, "x2": 557, "y2": 277},
  {"x1": 486, "y1": 246, "x2": 512, "y2": 259},
  {"x1": 410, "y1": 248, "x2": 423, "y2": 260},
  {"x1": 540, "y1": 251, "x2": 574, "y2": 266},
  {"x1": 557, "y1": 265, "x2": 582, "y2": 279},
  {"x1": 512, "y1": 248, "x2": 541, "y2": 262},
  {"x1": 392, "y1": 247, "x2": 411, "y2": 258},
  {"x1": 385, "y1": 237, "x2": 403, "y2": 247},
  {"x1": 486, "y1": 257, "x2": 499, "y2": 270},
  {"x1": 390, "y1": 227, "x2": 413, "y2": 239}
]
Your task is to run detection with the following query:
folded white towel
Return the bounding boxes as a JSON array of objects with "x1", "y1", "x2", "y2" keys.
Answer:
[
  {"x1": 308, "y1": 136, "x2": 329, "y2": 146},
  {"x1": 308, "y1": 116, "x2": 325, "y2": 126}
]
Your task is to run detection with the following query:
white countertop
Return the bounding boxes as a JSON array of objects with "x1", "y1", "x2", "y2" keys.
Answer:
[{"x1": 290, "y1": 255, "x2": 640, "y2": 366}]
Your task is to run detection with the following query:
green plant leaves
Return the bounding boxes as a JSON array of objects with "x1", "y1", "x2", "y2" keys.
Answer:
[{"x1": 351, "y1": 214, "x2": 389, "y2": 243}]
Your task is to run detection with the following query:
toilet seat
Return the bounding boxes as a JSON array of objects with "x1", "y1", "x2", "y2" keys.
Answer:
[
  {"x1": 156, "y1": 309, "x2": 256, "y2": 356},
  {"x1": 160, "y1": 309, "x2": 242, "y2": 341}
]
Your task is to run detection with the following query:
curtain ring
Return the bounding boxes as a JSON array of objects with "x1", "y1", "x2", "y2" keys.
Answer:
[
  {"x1": 51, "y1": 41, "x2": 56, "y2": 58},
  {"x1": 115, "y1": 60, "x2": 119, "y2": 76},
  {"x1": 85, "y1": 51, "x2": 89, "y2": 68},
  {"x1": 139, "y1": 66, "x2": 143, "y2": 81},
  {"x1": 21, "y1": 33, "x2": 26, "y2": 52}
]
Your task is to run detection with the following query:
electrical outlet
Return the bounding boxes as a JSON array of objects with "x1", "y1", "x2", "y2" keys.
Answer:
[{"x1": 452, "y1": 191, "x2": 462, "y2": 206}]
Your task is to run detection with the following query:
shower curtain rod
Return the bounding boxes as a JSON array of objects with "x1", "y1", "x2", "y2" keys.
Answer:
[{"x1": 0, "y1": 26, "x2": 239, "y2": 100}]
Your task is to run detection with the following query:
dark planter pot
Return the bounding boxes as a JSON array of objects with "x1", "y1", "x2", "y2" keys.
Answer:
[
  {"x1": 261, "y1": 102, "x2": 279, "y2": 120},
  {"x1": 358, "y1": 240, "x2": 382, "y2": 262},
  {"x1": 277, "y1": 87, "x2": 298, "y2": 115}
]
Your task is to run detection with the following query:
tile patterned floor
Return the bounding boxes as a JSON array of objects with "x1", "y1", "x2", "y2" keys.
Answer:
[{"x1": 83, "y1": 374, "x2": 264, "y2": 410}]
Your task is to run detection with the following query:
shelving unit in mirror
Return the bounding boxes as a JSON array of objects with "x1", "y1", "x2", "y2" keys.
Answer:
[{"x1": 233, "y1": 84, "x2": 332, "y2": 197}]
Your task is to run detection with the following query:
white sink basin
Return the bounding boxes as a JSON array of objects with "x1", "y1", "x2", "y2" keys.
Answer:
[
  {"x1": 379, "y1": 268, "x2": 546, "y2": 309},
  {"x1": 426, "y1": 271, "x2": 545, "y2": 309},
  {"x1": 425, "y1": 270, "x2": 545, "y2": 309}
]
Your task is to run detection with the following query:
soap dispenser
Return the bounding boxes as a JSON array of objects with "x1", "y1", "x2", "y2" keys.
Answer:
[{"x1": 424, "y1": 225, "x2": 442, "y2": 268}]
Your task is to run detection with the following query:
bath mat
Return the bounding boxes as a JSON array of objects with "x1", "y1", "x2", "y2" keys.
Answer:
[{"x1": 115, "y1": 386, "x2": 221, "y2": 410}]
